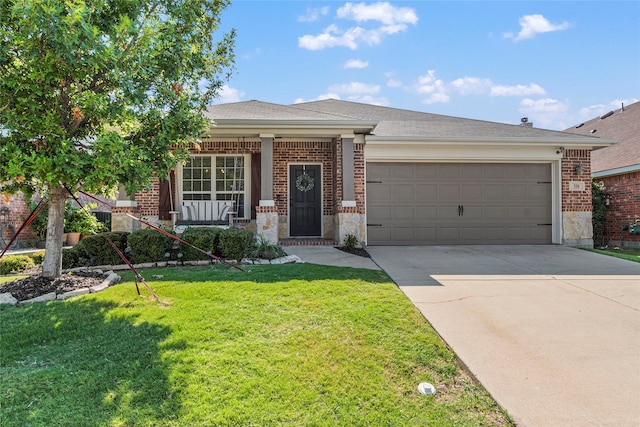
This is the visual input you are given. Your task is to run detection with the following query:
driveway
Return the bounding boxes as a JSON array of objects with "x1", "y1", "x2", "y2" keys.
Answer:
[{"x1": 366, "y1": 245, "x2": 640, "y2": 427}]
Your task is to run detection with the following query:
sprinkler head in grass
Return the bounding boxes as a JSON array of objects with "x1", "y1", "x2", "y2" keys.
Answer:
[{"x1": 418, "y1": 382, "x2": 436, "y2": 395}]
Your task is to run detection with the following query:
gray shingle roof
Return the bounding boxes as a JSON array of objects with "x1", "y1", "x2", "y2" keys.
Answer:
[
  {"x1": 293, "y1": 99, "x2": 596, "y2": 140},
  {"x1": 205, "y1": 99, "x2": 612, "y2": 145},
  {"x1": 563, "y1": 101, "x2": 640, "y2": 173}
]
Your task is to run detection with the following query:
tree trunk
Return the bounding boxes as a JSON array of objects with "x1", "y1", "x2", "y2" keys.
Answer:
[{"x1": 41, "y1": 184, "x2": 67, "y2": 278}]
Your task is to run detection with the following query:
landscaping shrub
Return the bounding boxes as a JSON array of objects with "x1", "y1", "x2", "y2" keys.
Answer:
[
  {"x1": 179, "y1": 227, "x2": 222, "y2": 261},
  {"x1": 75, "y1": 232, "x2": 129, "y2": 266},
  {"x1": 0, "y1": 255, "x2": 35, "y2": 275},
  {"x1": 29, "y1": 250, "x2": 46, "y2": 265},
  {"x1": 220, "y1": 228, "x2": 254, "y2": 262},
  {"x1": 250, "y1": 235, "x2": 286, "y2": 260},
  {"x1": 342, "y1": 233, "x2": 358, "y2": 251},
  {"x1": 62, "y1": 247, "x2": 81, "y2": 270},
  {"x1": 128, "y1": 228, "x2": 173, "y2": 263}
]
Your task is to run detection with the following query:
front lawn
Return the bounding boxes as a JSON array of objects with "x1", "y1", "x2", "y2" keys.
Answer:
[
  {"x1": 588, "y1": 247, "x2": 640, "y2": 263},
  {"x1": 1, "y1": 264, "x2": 513, "y2": 426}
]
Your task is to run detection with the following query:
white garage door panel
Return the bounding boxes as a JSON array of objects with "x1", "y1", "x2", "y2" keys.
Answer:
[{"x1": 366, "y1": 163, "x2": 552, "y2": 245}]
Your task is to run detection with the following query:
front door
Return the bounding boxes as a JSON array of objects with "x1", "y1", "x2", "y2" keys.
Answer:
[{"x1": 290, "y1": 164, "x2": 322, "y2": 236}]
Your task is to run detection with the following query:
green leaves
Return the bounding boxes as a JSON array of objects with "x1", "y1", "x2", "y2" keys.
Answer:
[{"x1": 1, "y1": 0, "x2": 235, "y2": 195}]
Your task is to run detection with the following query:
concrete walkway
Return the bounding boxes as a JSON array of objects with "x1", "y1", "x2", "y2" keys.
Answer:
[{"x1": 366, "y1": 246, "x2": 640, "y2": 427}]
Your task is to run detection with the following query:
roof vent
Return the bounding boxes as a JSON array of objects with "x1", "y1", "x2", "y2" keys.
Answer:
[
  {"x1": 575, "y1": 123, "x2": 584, "y2": 128},
  {"x1": 590, "y1": 129, "x2": 597, "y2": 134},
  {"x1": 520, "y1": 117, "x2": 533, "y2": 127},
  {"x1": 600, "y1": 111, "x2": 614, "y2": 119}
]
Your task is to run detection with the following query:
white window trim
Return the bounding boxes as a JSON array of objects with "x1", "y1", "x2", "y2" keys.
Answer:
[{"x1": 177, "y1": 154, "x2": 251, "y2": 219}]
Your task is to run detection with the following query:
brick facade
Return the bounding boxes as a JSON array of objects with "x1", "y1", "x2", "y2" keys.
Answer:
[
  {"x1": 273, "y1": 140, "x2": 335, "y2": 216},
  {"x1": 597, "y1": 171, "x2": 640, "y2": 246},
  {"x1": 561, "y1": 149, "x2": 592, "y2": 212},
  {"x1": 0, "y1": 193, "x2": 37, "y2": 243}
]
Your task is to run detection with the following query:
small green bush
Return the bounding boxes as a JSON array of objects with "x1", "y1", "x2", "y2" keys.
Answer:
[
  {"x1": 0, "y1": 255, "x2": 35, "y2": 275},
  {"x1": 220, "y1": 228, "x2": 254, "y2": 262},
  {"x1": 128, "y1": 228, "x2": 173, "y2": 263},
  {"x1": 250, "y1": 235, "x2": 286, "y2": 260},
  {"x1": 75, "y1": 232, "x2": 130, "y2": 266},
  {"x1": 62, "y1": 247, "x2": 81, "y2": 270},
  {"x1": 179, "y1": 227, "x2": 222, "y2": 261},
  {"x1": 342, "y1": 234, "x2": 358, "y2": 251},
  {"x1": 29, "y1": 250, "x2": 46, "y2": 265}
]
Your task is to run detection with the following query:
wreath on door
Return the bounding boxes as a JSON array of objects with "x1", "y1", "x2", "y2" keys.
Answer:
[{"x1": 295, "y1": 172, "x2": 315, "y2": 192}]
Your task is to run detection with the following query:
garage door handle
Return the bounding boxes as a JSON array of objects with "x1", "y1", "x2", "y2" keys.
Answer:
[
  {"x1": 458, "y1": 205, "x2": 464, "y2": 216},
  {"x1": 368, "y1": 223, "x2": 383, "y2": 227}
]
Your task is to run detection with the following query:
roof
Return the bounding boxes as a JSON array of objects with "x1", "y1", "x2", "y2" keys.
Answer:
[
  {"x1": 563, "y1": 101, "x2": 640, "y2": 175},
  {"x1": 205, "y1": 99, "x2": 614, "y2": 146}
]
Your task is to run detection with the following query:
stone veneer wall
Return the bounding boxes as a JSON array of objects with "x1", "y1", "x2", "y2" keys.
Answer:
[
  {"x1": 562, "y1": 149, "x2": 593, "y2": 248},
  {"x1": 596, "y1": 171, "x2": 640, "y2": 247}
]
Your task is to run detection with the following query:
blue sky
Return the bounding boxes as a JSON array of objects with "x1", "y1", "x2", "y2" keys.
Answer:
[{"x1": 213, "y1": 1, "x2": 640, "y2": 130}]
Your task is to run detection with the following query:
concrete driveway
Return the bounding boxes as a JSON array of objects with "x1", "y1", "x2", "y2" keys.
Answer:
[{"x1": 366, "y1": 245, "x2": 640, "y2": 427}]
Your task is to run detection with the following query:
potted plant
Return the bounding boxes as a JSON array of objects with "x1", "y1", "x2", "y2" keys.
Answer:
[
  {"x1": 27, "y1": 199, "x2": 49, "y2": 248},
  {"x1": 64, "y1": 202, "x2": 104, "y2": 245}
]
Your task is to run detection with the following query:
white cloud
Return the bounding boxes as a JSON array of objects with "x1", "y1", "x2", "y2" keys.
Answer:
[
  {"x1": 328, "y1": 81, "x2": 380, "y2": 94},
  {"x1": 299, "y1": 2, "x2": 417, "y2": 50},
  {"x1": 298, "y1": 6, "x2": 330, "y2": 22},
  {"x1": 577, "y1": 98, "x2": 639, "y2": 120},
  {"x1": 344, "y1": 59, "x2": 369, "y2": 69},
  {"x1": 387, "y1": 78, "x2": 402, "y2": 88},
  {"x1": 504, "y1": 14, "x2": 570, "y2": 41},
  {"x1": 293, "y1": 93, "x2": 341, "y2": 104},
  {"x1": 416, "y1": 70, "x2": 449, "y2": 104},
  {"x1": 490, "y1": 83, "x2": 546, "y2": 96},
  {"x1": 213, "y1": 85, "x2": 246, "y2": 104},
  {"x1": 337, "y1": 2, "x2": 418, "y2": 25},
  {"x1": 518, "y1": 98, "x2": 569, "y2": 128},
  {"x1": 451, "y1": 77, "x2": 492, "y2": 95}
]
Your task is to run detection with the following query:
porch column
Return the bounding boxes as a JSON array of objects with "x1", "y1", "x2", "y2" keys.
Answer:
[
  {"x1": 112, "y1": 184, "x2": 140, "y2": 233},
  {"x1": 257, "y1": 134, "x2": 278, "y2": 244},
  {"x1": 341, "y1": 134, "x2": 355, "y2": 202},
  {"x1": 260, "y1": 134, "x2": 274, "y2": 201}
]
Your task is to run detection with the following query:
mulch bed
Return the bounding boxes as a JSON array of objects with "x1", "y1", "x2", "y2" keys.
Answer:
[
  {"x1": 336, "y1": 246, "x2": 371, "y2": 258},
  {"x1": 0, "y1": 271, "x2": 107, "y2": 302}
]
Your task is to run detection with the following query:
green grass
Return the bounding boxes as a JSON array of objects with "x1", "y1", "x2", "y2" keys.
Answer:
[
  {"x1": 0, "y1": 275, "x2": 27, "y2": 285},
  {"x1": 1, "y1": 264, "x2": 513, "y2": 426},
  {"x1": 588, "y1": 247, "x2": 640, "y2": 263}
]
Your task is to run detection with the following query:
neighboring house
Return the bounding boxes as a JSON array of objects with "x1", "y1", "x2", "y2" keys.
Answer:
[
  {"x1": 564, "y1": 101, "x2": 640, "y2": 248},
  {"x1": 0, "y1": 191, "x2": 114, "y2": 247},
  {"x1": 116, "y1": 99, "x2": 615, "y2": 248}
]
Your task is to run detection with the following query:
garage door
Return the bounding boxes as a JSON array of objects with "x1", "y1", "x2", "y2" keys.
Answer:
[{"x1": 366, "y1": 163, "x2": 552, "y2": 245}]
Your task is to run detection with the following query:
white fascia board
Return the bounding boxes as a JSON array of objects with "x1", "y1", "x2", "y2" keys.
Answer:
[
  {"x1": 592, "y1": 164, "x2": 640, "y2": 178},
  {"x1": 365, "y1": 135, "x2": 618, "y2": 149},
  {"x1": 365, "y1": 142, "x2": 564, "y2": 162}
]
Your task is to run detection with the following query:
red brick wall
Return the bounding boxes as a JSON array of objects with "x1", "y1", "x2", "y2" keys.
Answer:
[
  {"x1": 597, "y1": 171, "x2": 640, "y2": 245},
  {"x1": 562, "y1": 149, "x2": 592, "y2": 212},
  {"x1": 273, "y1": 140, "x2": 334, "y2": 215},
  {"x1": 0, "y1": 193, "x2": 37, "y2": 242}
]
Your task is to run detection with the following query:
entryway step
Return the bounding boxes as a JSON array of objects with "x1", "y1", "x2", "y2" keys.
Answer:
[{"x1": 279, "y1": 238, "x2": 337, "y2": 246}]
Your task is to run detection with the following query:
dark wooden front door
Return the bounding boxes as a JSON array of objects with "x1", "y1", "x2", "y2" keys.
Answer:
[{"x1": 290, "y1": 164, "x2": 321, "y2": 236}]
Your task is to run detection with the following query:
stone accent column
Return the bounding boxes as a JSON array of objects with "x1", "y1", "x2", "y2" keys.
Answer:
[
  {"x1": 111, "y1": 202, "x2": 141, "y2": 233},
  {"x1": 111, "y1": 185, "x2": 140, "y2": 233},
  {"x1": 256, "y1": 202, "x2": 279, "y2": 245},
  {"x1": 337, "y1": 203, "x2": 365, "y2": 246}
]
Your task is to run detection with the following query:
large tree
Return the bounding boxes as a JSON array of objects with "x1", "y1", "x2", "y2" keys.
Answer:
[{"x1": 0, "y1": 0, "x2": 235, "y2": 278}]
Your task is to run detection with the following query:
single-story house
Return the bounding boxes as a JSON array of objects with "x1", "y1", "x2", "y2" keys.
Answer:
[
  {"x1": 115, "y1": 99, "x2": 616, "y2": 248},
  {"x1": 564, "y1": 101, "x2": 640, "y2": 248}
]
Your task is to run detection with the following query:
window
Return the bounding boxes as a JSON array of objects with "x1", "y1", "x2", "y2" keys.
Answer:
[{"x1": 181, "y1": 155, "x2": 249, "y2": 218}]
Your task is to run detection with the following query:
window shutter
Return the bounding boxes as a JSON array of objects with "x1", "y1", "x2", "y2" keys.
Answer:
[{"x1": 158, "y1": 171, "x2": 175, "y2": 220}]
